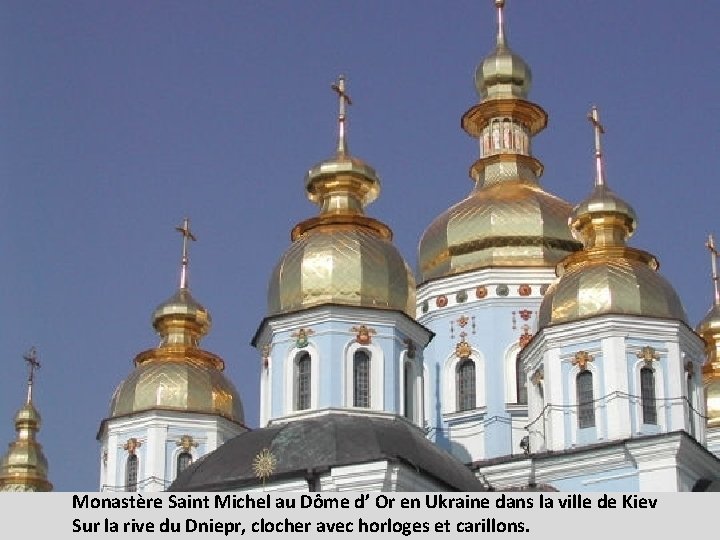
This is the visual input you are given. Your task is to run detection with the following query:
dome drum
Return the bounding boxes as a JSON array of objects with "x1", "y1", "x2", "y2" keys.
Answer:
[
  {"x1": 470, "y1": 153, "x2": 544, "y2": 186},
  {"x1": 462, "y1": 99, "x2": 547, "y2": 138}
]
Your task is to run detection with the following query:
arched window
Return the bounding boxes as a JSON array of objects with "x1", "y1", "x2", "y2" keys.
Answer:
[
  {"x1": 577, "y1": 371, "x2": 595, "y2": 428},
  {"x1": 456, "y1": 359, "x2": 476, "y2": 412},
  {"x1": 125, "y1": 454, "x2": 138, "y2": 492},
  {"x1": 516, "y1": 354, "x2": 527, "y2": 405},
  {"x1": 295, "y1": 353, "x2": 311, "y2": 410},
  {"x1": 176, "y1": 451, "x2": 193, "y2": 477},
  {"x1": 640, "y1": 367, "x2": 657, "y2": 425},
  {"x1": 404, "y1": 361, "x2": 414, "y2": 420},
  {"x1": 353, "y1": 350, "x2": 371, "y2": 407}
]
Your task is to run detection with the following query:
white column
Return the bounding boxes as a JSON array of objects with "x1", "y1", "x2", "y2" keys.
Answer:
[
  {"x1": 544, "y1": 348, "x2": 565, "y2": 451},
  {"x1": 603, "y1": 336, "x2": 630, "y2": 440}
]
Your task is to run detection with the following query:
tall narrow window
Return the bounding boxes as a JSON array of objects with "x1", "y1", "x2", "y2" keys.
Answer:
[
  {"x1": 353, "y1": 350, "x2": 371, "y2": 407},
  {"x1": 125, "y1": 454, "x2": 138, "y2": 492},
  {"x1": 404, "y1": 361, "x2": 414, "y2": 421},
  {"x1": 176, "y1": 451, "x2": 193, "y2": 477},
  {"x1": 516, "y1": 354, "x2": 527, "y2": 405},
  {"x1": 295, "y1": 353, "x2": 311, "y2": 410},
  {"x1": 456, "y1": 359, "x2": 476, "y2": 412},
  {"x1": 640, "y1": 367, "x2": 657, "y2": 425},
  {"x1": 577, "y1": 371, "x2": 595, "y2": 428}
]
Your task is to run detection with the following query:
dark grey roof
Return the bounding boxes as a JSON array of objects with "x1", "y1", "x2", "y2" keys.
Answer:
[{"x1": 169, "y1": 413, "x2": 483, "y2": 491}]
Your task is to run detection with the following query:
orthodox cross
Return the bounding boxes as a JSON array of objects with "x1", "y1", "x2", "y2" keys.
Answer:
[
  {"x1": 331, "y1": 75, "x2": 352, "y2": 155},
  {"x1": 707, "y1": 234, "x2": 720, "y2": 306},
  {"x1": 23, "y1": 347, "x2": 40, "y2": 403},
  {"x1": 175, "y1": 217, "x2": 196, "y2": 290},
  {"x1": 587, "y1": 106, "x2": 605, "y2": 187}
]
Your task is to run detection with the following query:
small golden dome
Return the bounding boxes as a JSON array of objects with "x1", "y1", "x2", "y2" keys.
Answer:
[
  {"x1": 106, "y1": 219, "x2": 244, "y2": 425},
  {"x1": 697, "y1": 303, "x2": 720, "y2": 338},
  {"x1": 109, "y1": 356, "x2": 244, "y2": 422},
  {"x1": 107, "y1": 286, "x2": 244, "y2": 423},
  {"x1": 475, "y1": 0, "x2": 531, "y2": 100},
  {"x1": 570, "y1": 184, "x2": 637, "y2": 246},
  {"x1": 268, "y1": 75, "x2": 415, "y2": 317},
  {"x1": 419, "y1": 180, "x2": 580, "y2": 282},
  {"x1": 0, "y1": 404, "x2": 52, "y2": 492},
  {"x1": 269, "y1": 221, "x2": 416, "y2": 317},
  {"x1": 538, "y1": 249, "x2": 687, "y2": 327},
  {"x1": 538, "y1": 107, "x2": 686, "y2": 328}
]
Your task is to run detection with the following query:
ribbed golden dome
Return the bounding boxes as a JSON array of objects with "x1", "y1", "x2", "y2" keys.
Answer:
[
  {"x1": 538, "y1": 249, "x2": 687, "y2": 327},
  {"x1": 268, "y1": 75, "x2": 415, "y2": 317},
  {"x1": 0, "y1": 402, "x2": 52, "y2": 492},
  {"x1": 108, "y1": 287, "x2": 243, "y2": 424},
  {"x1": 109, "y1": 355, "x2": 244, "y2": 422},
  {"x1": 538, "y1": 107, "x2": 686, "y2": 328},
  {"x1": 269, "y1": 220, "x2": 416, "y2": 317},
  {"x1": 419, "y1": 179, "x2": 580, "y2": 281}
]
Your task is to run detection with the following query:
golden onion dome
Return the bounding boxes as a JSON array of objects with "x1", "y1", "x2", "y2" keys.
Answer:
[
  {"x1": 418, "y1": 2, "x2": 581, "y2": 283},
  {"x1": 109, "y1": 355, "x2": 244, "y2": 422},
  {"x1": 475, "y1": 0, "x2": 531, "y2": 100},
  {"x1": 697, "y1": 235, "x2": 720, "y2": 427},
  {"x1": 105, "y1": 219, "x2": 244, "y2": 425},
  {"x1": 538, "y1": 107, "x2": 686, "y2": 328},
  {"x1": 538, "y1": 250, "x2": 686, "y2": 327},
  {"x1": 419, "y1": 179, "x2": 579, "y2": 281},
  {"x1": 268, "y1": 75, "x2": 415, "y2": 317},
  {"x1": 697, "y1": 304, "x2": 720, "y2": 428},
  {"x1": 0, "y1": 362, "x2": 52, "y2": 492},
  {"x1": 107, "y1": 287, "x2": 244, "y2": 423}
]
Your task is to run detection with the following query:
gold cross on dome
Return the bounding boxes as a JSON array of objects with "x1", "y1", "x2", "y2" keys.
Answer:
[
  {"x1": 175, "y1": 217, "x2": 196, "y2": 289},
  {"x1": 587, "y1": 106, "x2": 606, "y2": 186},
  {"x1": 331, "y1": 75, "x2": 352, "y2": 155},
  {"x1": 23, "y1": 347, "x2": 40, "y2": 403}
]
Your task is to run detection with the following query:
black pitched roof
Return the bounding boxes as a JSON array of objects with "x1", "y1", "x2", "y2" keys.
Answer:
[{"x1": 169, "y1": 413, "x2": 484, "y2": 492}]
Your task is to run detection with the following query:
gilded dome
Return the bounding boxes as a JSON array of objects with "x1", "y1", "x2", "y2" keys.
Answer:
[
  {"x1": 269, "y1": 220, "x2": 416, "y2": 317},
  {"x1": 268, "y1": 75, "x2": 415, "y2": 318},
  {"x1": 0, "y1": 402, "x2": 52, "y2": 492},
  {"x1": 539, "y1": 107, "x2": 686, "y2": 328},
  {"x1": 475, "y1": 0, "x2": 531, "y2": 100},
  {"x1": 475, "y1": 40, "x2": 531, "y2": 100},
  {"x1": 109, "y1": 356, "x2": 244, "y2": 422},
  {"x1": 419, "y1": 180, "x2": 580, "y2": 282},
  {"x1": 697, "y1": 303, "x2": 720, "y2": 338},
  {"x1": 107, "y1": 284, "x2": 244, "y2": 424},
  {"x1": 697, "y1": 302, "x2": 720, "y2": 428},
  {"x1": 538, "y1": 249, "x2": 687, "y2": 327}
]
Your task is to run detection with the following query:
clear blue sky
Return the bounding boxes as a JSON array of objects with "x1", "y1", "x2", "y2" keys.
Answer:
[{"x1": 1, "y1": 1, "x2": 719, "y2": 491}]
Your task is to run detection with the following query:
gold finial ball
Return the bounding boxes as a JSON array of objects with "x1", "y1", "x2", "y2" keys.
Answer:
[{"x1": 495, "y1": 0, "x2": 505, "y2": 7}]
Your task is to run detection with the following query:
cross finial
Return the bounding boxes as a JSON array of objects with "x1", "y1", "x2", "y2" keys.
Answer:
[
  {"x1": 707, "y1": 234, "x2": 720, "y2": 306},
  {"x1": 175, "y1": 217, "x2": 196, "y2": 290},
  {"x1": 23, "y1": 347, "x2": 40, "y2": 403},
  {"x1": 587, "y1": 105, "x2": 605, "y2": 187},
  {"x1": 331, "y1": 74, "x2": 352, "y2": 155},
  {"x1": 495, "y1": 0, "x2": 506, "y2": 45}
]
